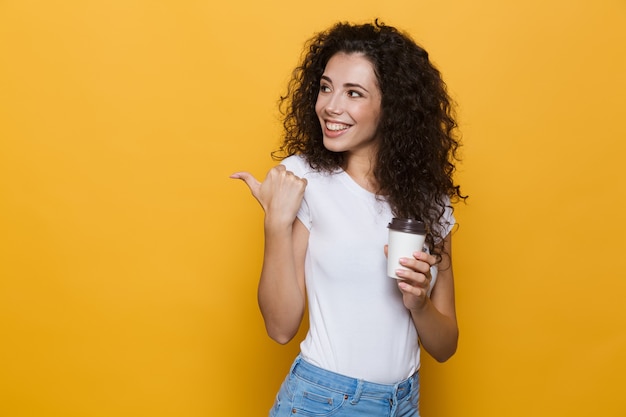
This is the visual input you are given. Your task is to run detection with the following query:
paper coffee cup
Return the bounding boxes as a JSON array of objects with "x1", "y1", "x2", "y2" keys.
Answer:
[{"x1": 387, "y1": 218, "x2": 427, "y2": 279}]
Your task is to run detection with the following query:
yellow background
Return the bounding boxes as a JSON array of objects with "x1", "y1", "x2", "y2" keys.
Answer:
[{"x1": 1, "y1": 1, "x2": 625, "y2": 416}]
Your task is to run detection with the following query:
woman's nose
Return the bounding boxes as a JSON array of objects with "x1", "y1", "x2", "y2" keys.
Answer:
[{"x1": 324, "y1": 93, "x2": 343, "y2": 115}]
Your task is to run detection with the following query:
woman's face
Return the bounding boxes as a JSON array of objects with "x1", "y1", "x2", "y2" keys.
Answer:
[{"x1": 315, "y1": 52, "x2": 382, "y2": 158}]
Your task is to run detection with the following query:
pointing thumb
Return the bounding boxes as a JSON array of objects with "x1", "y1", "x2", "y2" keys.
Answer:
[{"x1": 230, "y1": 171, "x2": 261, "y2": 194}]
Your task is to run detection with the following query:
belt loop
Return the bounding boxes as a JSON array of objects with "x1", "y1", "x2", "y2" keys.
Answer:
[
  {"x1": 289, "y1": 354, "x2": 301, "y2": 375},
  {"x1": 389, "y1": 382, "x2": 399, "y2": 416},
  {"x1": 350, "y1": 380, "x2": 364, "y2": 405}
]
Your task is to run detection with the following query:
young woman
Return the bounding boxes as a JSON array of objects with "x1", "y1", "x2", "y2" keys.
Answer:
[{"x1": 231, "y1": 20, "x2": 465, "y2": 417}]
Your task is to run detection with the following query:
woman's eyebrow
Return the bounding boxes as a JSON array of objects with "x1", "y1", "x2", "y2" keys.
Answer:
[
  {"x1": 320, "y1": 75, "x2": 369, "y2": 93},
  {"x1": 344, "y1": 82, "x2": 369, "y2": 93}
]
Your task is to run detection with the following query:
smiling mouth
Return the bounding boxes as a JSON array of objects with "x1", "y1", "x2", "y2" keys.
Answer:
[{"x1": 325, "y1": 122, "x2": 350, "y2": 131}]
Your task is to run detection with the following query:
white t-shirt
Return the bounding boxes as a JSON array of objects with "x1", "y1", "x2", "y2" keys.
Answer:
[{"x1": 281, "y1": 155, "x2": 455, "y2": 384}]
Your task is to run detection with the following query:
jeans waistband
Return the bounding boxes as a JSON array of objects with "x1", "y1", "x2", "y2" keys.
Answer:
[{"x1": 290, "y1": 355, "x2": 416, "y2": 401}]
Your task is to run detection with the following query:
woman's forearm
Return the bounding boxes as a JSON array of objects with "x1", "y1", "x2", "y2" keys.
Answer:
[
  {"x1": 410, "y1": 300, "x2": 458, "y2": 362},
  {"x1": 257, "y1": 218, "x2": 308, "y2": 344}
]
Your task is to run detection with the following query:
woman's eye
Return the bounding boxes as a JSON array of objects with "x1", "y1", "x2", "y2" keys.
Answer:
[
  {"x1": 348, "y1": 90, "x2": 362, "y2": 98},
  {"x1": 320, "y1": 85, "x2": 331, "y2": 93}
]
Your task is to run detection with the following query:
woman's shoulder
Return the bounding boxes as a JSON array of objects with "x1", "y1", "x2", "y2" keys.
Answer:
[
  {"x1": 280, "y1": 154, "x2": 341, "y2": 181},
  {"x1": 280, "y1": 154, "x2": 311, "y2": 176}
]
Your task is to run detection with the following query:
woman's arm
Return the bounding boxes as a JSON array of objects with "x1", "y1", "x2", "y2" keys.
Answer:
[
  {"x1": 394, "y1": 233, "x2": 458, "y2": 362},
  {"x1": 258, "y1": 217, "x2": 309, "y2": 344},
  {"x1": 231, "y1": 165, "x2": 309, "y2": 344}
]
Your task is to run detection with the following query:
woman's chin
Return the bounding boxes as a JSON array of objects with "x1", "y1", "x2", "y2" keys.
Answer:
[{"x1": 322, "y1": 138, "x2": 346, "y2": 153}]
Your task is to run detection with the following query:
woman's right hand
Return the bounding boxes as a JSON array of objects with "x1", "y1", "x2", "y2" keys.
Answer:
[{"x1": 230, "y1": 165, "x2": 307, "y2": 227}]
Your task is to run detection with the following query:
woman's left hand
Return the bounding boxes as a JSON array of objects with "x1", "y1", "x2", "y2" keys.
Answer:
[{"x1": 393, "y1": 250, "x2": 437, "y2": 312}]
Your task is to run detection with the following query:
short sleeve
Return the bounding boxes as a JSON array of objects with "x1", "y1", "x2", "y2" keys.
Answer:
[
  {"x1": 434, "y1": 197, "x2": 456, "y2": 242},
  {"x1": 280, "y1": 155, "x2": 312, "y2": 230}
]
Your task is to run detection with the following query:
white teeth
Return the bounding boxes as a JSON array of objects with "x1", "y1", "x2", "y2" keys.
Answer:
[{"x1": 326, "y1": 122, "x2": 350, "y2": 131}]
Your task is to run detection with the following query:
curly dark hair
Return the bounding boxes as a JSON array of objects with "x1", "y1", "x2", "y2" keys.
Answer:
[{"x1": 274, "y1": 20, "x2": 466, "y2": 258}]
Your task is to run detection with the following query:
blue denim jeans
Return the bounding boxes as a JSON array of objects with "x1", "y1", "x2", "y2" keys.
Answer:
[{"x1": 269, "y1": 355, "x2": 420, "y2": 417}]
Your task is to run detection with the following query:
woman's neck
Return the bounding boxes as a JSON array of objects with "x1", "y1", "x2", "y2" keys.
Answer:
[{"x1": 343, "y1": 154, "x2": 378, "y2": 193}]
